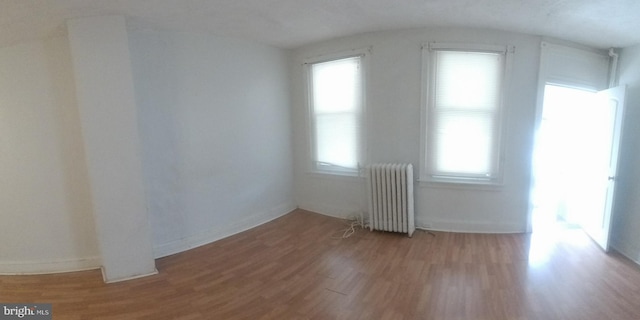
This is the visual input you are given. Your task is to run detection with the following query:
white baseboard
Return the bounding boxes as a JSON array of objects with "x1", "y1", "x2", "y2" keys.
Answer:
[
  {"x1": 153, "y1": 201, "x2": 296, "y2": 258},
  {"x1": 301, "y1": 204, "x2": 526, "y2": 234},
  {"x1": 611, "y1": 237, "x2": 640, "y2": 266},
  {"x1": 415, "y1": 217, "x2": 526, "y2": 234},
  {"x1": 102, "y1": 267, "x2": 159, "y2": 283},
  {"x1": 297, "y1": 203, "x2": 364, "y2": 220},
  {"x1": 0, "y1": 256, "x2": 101, "y2": 275}
]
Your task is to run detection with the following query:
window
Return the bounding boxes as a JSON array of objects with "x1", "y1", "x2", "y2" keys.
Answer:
[
  {"x1": 307, "y1": 51, "x2": 366, "y2": 175},
  {"x1": 421, "y1": 43, "x2": 512, "y2": 184}
]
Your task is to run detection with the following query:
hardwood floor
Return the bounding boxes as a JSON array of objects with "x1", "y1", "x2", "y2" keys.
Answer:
[{"x1": 2, "y1": 209, "x2": 640, "y2": 319}]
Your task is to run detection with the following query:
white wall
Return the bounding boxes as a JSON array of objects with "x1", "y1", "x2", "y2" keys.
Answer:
[
  {"x1": 128, "y1": 30, "x2": 295, "y2": 257},
  {"x1": 0, "y1": 37, "x2": 100, "y2": 273},
  {"x1": 291, "y1": 28, "x2": 541, "y2": 232},
  {"x1": 67, "y1": 16, "x2": 157, "y2": 282},
  {"x1": 1, "y1": 21, "x2": 294, "y2": 274},
  {"x1": 611, "y1": 44, "x2": 640, "y2": 264}
]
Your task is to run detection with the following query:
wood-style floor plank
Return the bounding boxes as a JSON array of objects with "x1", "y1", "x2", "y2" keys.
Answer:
[{"x1": 2, "y1": 209, "x2": 640, "y2": 319}]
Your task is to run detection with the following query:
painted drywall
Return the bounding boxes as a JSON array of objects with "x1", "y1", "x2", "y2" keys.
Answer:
[
  {"x1": 611, "y1": 44, "x2": 640, "y2": 264},
  {"x1": 0, "y1": 37, "x2": 100, "y2": 273},
  {"x1": 291, "y1": 27, "x2": 541, "y2": 232},
  {"x1": 127, "y1": 30, "x2": 295, "y2": 257},
  {"x1": 0, "y1": 17, "x2": 294, "y2": 275},
  {"x1": 537, "y1": 42, "x2": 610, "y2": 90},
  {"x1": 67, "y1": 16, "x2": 156, "y2": 282}
]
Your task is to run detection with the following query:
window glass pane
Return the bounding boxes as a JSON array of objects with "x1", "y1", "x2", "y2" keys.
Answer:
[
  {"x1": 435, "y1": 51, "x2": 502, "y2": 111},
  {"x1": 426, "y1": 48, "x2": 506, "y2": 182},
  {"x1": 315, "y1": 113, "x2": 359, "y2": 169},
  {"x1": 434, "y1": 111, "x2": 493, "y2": 175},
  {"x1": 312, "y1": 57, "x2": 361, "y2": 114},
  {"x1": 309, "y1": 55, "x2": 363, "y2": 173}
]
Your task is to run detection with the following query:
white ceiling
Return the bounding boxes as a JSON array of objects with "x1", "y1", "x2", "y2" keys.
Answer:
[{"x1": 1, "y1": 0, "x2": 639, "y2": 49}]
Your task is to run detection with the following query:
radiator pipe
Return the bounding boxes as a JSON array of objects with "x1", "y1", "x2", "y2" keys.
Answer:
[{"x1": 609, "y1": 48, "x2": 619, "y2": 88}]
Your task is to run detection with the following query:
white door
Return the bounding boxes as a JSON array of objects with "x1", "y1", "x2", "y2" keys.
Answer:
[{"x1": 579, "y1": 85, "x2": 626, "y2": 251}]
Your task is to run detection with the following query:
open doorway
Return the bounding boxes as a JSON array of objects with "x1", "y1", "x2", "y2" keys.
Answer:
[{"x1": 531, "y1": 84, "x2": 599, "y2": 232}]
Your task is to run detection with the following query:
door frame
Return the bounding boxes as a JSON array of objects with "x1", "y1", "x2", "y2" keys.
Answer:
[{"x1": 527, "y1": 41, "x2": 611, "y2": 233}]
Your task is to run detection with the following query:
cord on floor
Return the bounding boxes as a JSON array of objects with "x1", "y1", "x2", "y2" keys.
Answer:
[{"x1": 332, "y1": 214, "x2": 369, "y2": 239}]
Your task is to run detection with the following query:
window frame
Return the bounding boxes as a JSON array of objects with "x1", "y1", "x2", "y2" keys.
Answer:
[
  {"x1": 305, "y1": 48, "x2": 369, "y2": 176},
  {"x1": 419, "y1": 42, "x2": 514, "y2": 185}
]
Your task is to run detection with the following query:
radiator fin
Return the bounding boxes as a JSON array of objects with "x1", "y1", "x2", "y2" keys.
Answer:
[{"x1": 367, "y1": 163, "x2": 415, "y2": 237}]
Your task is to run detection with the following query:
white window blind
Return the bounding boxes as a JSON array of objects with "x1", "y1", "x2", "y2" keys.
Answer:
[
  {"x1": 425, "y1": 47, "x2": 508, "y2": 183},
  {"x1": 309, "y1": 55, "x2": 364, "y2": 174}
]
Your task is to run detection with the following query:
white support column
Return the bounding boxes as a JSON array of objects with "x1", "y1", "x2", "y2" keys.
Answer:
[{"x1": 67, "y1": 15, "x2": 156, "y2": 282}]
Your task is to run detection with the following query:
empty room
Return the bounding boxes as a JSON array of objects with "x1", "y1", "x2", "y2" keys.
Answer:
[{"x1": 2, "y1": 0, "x2": 640, "y2": 319}]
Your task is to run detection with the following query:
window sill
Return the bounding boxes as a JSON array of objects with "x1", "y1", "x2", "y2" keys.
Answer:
[
  {"x1": 417, "y1": 178, "x2": 504, "y2": 191},
  {"x1": 306, "y1": 170, "x2": 364, "y2": 181}
]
